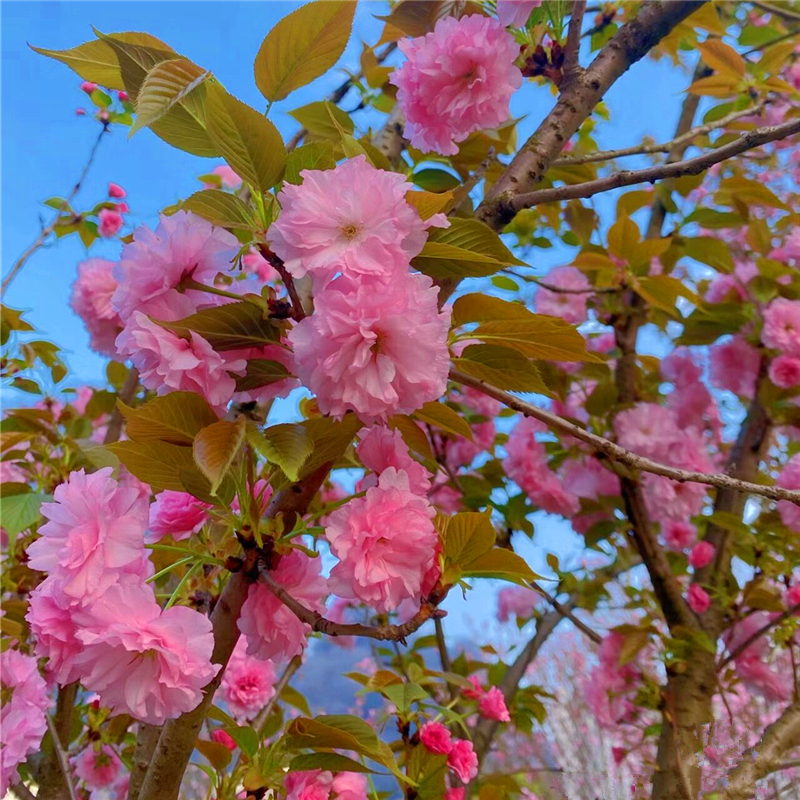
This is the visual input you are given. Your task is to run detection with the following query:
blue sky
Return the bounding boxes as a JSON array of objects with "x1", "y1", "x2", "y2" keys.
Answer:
[{"x1": 2, "y1": 2, "x2": 695, "y2": 634}]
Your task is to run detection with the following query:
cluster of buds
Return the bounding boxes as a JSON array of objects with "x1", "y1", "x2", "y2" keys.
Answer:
[{"x1": 519, "y1": 39, "x2": 565, "y2": 85}]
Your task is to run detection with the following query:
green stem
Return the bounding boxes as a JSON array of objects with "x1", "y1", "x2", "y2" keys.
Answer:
[
  {"x1": 164, "y1": 562, "x2": 201, "y2": 610},
  {"x1": 182, "y1": 277, "x2": 244, "y2": 301},
  {"x1": 146, "y1": 556, "x2": 194, "y2": 584}
]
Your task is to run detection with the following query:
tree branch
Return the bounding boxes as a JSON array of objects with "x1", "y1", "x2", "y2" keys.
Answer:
[
  {"x1": 719, "y1": 603, "x2": 800, "y2": 671},
  {"x1": 531, "y1": 581, "x2": 602, "y2": 644},
  {"x1": 510, "y1": 119, "x2": 800, "y2": 211},
  {"x1": 448, "y1": 368, "x2": 800, "y2": 506},
  {"x1": 562, "y1": 1, "x2": 587, "y2": 86},
  {"x1": 751, "y1": 1, "x2": 800, "y2": 23},
  {"x1": 128, "y1": 724, "x2": 160, "y2": 800},
  {"x1": 37, "y1": 683, "x2": 78, "y2": 800},
  {"x1": 45, "y1": 714, "x2": 78, "y2": 800},
  {"x1": 256, "y1": 244, "x2": 306, "y2": 320}
]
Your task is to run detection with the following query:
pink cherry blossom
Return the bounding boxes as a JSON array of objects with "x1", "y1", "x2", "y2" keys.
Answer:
[
  {"x1": 0, "y1": 649, "x2": 49, "y2": 794},
  {"x1": 497, "y1": 586, "x2": 539, "y2": 622},
  {"x1": 71, "y1": 582, "x2": 218, "y2": 724},
  {"x1": 462, "y1": 674, "x2": 484, "y2": 701},
  {"x1": 284, "y1": 770, "x2": 333, "y2": 800},
  {"x1": 778, "y1": 455, "x2": 800, "y2": 532},
  {"x1": 116, "y1": 313, "x2": 246, "y2": 414},
  {"x1": 288, "y1": 273, "x2": 450, "y2": 424},
  {"x1": 445, "y1": 790, "x2": 466, "y2": 800},
  {"x1": 239, "y1": 550, "x2": 327, "y2": 662},
  {"x1": 220, "y1": 640, "x2": 276, "y2": 722},
  {"x1": 497, "y1": 0, "x2": 542, "y2": 27},
  {"x1": 689, "y1": 541, "x2": 715, "y2": 569},
  {"x1": 614, "y1": 403, "x2": 681, "y2": 461},
  {"x1": 503, "y1": 417, "x2": 580, "y2": 517},
  {"x1": 709, "y1": 337, "x2": 760, "y2": 398},
  {"x1": 583, "y1": 633, "x2": 640, "y2": 729},
  {"x1": 534, "y1": 266, "x2": 591, "y2": 325},
  {"x1": 787, "y1": 584, "x2": 800, "y2": 608},
  {"x1": 479, "y1": 686, "x2": 511, "y2": 722},
  {"x1": 326, "y1": 469, "x2": 438, "y2": 612},
  {"x1": 724, "y1": 614, "x2": 791, "y2": 702},
  {"x1": 112, "y1": 211, "x2": 239, "y2": 323},
  {"x1": 27, "y1": 468, "x2": 148, "y2": 603},
  {"x1": 70, "y1": 258, "x2": 124, "y2": 357},
  {"x1": 390, "y1": 15, "x2": 522, "y2": 156},
  {"x1": 663, "y1": 520, "x2": 696, "y2": 552},
  {"x1": 211, "y1": 729, "x2": 237, "y2": 750},
  {"x1": 705, "y1": 274, "x2": 747, "y2": 304},
  {"x1": 75, "y1": 107, "x2": 86, "y2": 116},
  {"x1": 763, "y1": 298, "x2": 800, "y2": 356},
  {"x1": 81, "y1": 81, "x2": 97, "y2": 93},
  {"x1": 687, "y1": 584, "x2": 711, "y2": 614},
  {"x1": 108, "y1": 183, "x2": 126, "y2": 198},
  {"x1": 242, "y1": 248, "x2": 279, "y2": 283},
  {"x1": 268, "y1": 155, "x2": 447, "y2": 284},
  {"x1": 98, "y1": 208, "x2": 124, "y2": 238},
  {"x1": 769, "y1": 354, "x2": 800, "y2": 388},
  {"x1": 147, "y1": 491, "x2": 212, "y2": 542},
  {"x1": 770, "y1": 229, "x2": 800, "y2": 264},
  {"x1": 357, "y1": 426, "x2": 431, "y2": 495},
  {"x1": 420, "y1": 721, "x2": 453, "y2": 754},
  {"x1": 72, "y1": 744, "x2": 122, "y2": 790},
  {"x1": 204, "y1": 164, "x2": 242, "y2": 190},
  {"x1": 331, "y1": 772, "x2": 368, "y2": 800},
  {"x1": 448, "y1": 739, "x2": 479, "y2": 783},
  {"x1": 561, "y1": 457, "x2": 619, "y2": 502}
]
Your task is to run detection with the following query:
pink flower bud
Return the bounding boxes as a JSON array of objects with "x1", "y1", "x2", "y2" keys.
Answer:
[
  {"x1": 115, "y1": 202, "x2": 130, "y2": 213},
  {"x1": 108, "y1": 182, "x2": 126, "y2": 199},
  {"x1": 75, "y1": 108, "x2": 86, "y2": 116},
  {"x1": 211, "y1": 730, "x2": 236, "y2": 751},
  {"x1": 687, "y1": 584, "x2": 711, "y2": 614},
  {"x1": 118, "y1": 90, "x2": 129, "y2": 102},
  {"x1": 81, "y1": 81, "x2": 98, "y2": 93},
  {"x1": 787, "y1": 584, "x2": 800, "y2": 609},
  {"x1": 689, "y1": 541, "x2": 715, "y2": 570},
  {"x1": 419, "y1": 721, "x2": 453, "y2": 754}
]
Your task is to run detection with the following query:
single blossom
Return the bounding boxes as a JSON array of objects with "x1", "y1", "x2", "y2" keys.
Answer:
[
  {"x1": 71, "y1": 744, "x2": 123, "y2": 790},
  {"x1": 108, "y1": 182, "x2": 126, "y2": 198},
  {"x1": 112, "y1": 211, "x2": 239, "y2": 323},
  {"x1": 98, "y1": 208, "x2": 124, "y2": 238},
  {"x1": 687, "y1": 584, "x2": 711, "y2": 614},
  {"x1": 284, "y1": 770, "x2": 333, "y2": 800},
  {"x1": 769, "y1": 354, "x2": 800, "y2": 388},
  {"x1": 147, "y1": 491, "x2": 212, "y2": 542},
  {"x1": 420, "y1": 721, "x2": 453, "y2": 754},
  {"x1": 447, "y1": 739, "x2": 479, "y2": 783},
  {"x1": 268, "y1": 155, "x2": 447, "y2": 284},
  {"x1": 331, "y1": 772, "x2": 368, "y2": 800},
  {"x1": 534, "y1": 266, "x2": 591, "y2": 325},
  {"x1": 479, "y1": 686, "x2": 511, "y2": 722},
  {"x1": 220, "y1": 640, "x2": 276, "y2": 722},
  {"x1": 762, "y1": 298, "x2": 800, "y2": 357},
  {"x1": 211, "y1": 729, "x2": 237, "y2": 750},
  {"x1": 27, "y1": 468, "x2": 149, "y2": 603},
  {"x1": 326, "y1": 469, "x2": 438, "y2": 612},
  {"x1": 390, "y1": 15, "x2": 522, "y2": 155},
  {"x1": 689, "y1": 541, "x2": 715, "y2": 569},
  {"x1": 70, "y1": 258, "x2": 124, "y2": 357},
  {"x1": 116, "y1": 312, "x2": 246, "y2": 414},
  {"x1": 239, "y1": 550, "x2": 328, "y2": 662},
  {"x1": 663, "y1": 520, "x2": 696, "y2": 552},
  {"x1": 81, "y1": 81, "x2": 97, "y2": 93},
  {"x1": 288, "y1": 272, "x2": 450, "y2": 424},
  {"x1": 357, "y1": 426, "x2": 431, "y2": 495},
  {"x1": 71, "y1": 582, "x2": 219, "y2": 724}
]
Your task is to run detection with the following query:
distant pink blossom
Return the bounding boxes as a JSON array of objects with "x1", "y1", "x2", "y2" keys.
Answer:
[
  {"x1": 357, "y1": 426, "x2": 431, "y2": 495},
  {"x1": 72, "y1": 744, "x2": 122, "y2": 790},
  {"x1": 663, "y1": 520, "x2": 696, "y2": 552},
  {"x1": 534, "y1": 266, "x2": 591, "y2": 324},
  {"x1": 390, "y1": 15, "x2": 522, "y2": 155},
  {"x1": 331, "y1": 772, "x2": 368, "y2": 800},
  {"x1": 204, "y1": 164, "x2": 242, "y2": 190},
  {"x1": 220, "y1": 640, "x2": 276, "y2": 722},
  {"x1": 284, "y1": 770, "x2": 333, "y2": 800},
  {"x1": 211, "y1": 729, "x2": 236, "y2": 750},
  {"x1": 689, "y1": 541, "x2": 715, "y2": 569},
  {"x1": 81, "y1": 81, "x2": 97, "y2": 93},
  {"x1": 0, "y1": 649, "x2": 49, "y2": 794},
  {"x1": 326, "y1": 469, "x2": 438, "y2": 612},
  {"x1": 71, "y1": 581, "x2": 218, "y2": 724},
  {"x1": 268, "y1": 155, "x2": 447, "y2": 284},
  {"x1": 705, "y1": 275, "x2": 747, "y2": 304},
  {"x1": 445, "y1": 790, "x2": 466, "y2": 800},
  {"x1": 583, "y1": 633, "x2": 640, "y2": 729},
  {"x1": 75, "y1": 108, "x2": 86, "y2": 116},
  {"x1": 770, "y1": 229, "x2": 800, "y2": 264},
  {"x1": 462, "y1": 675, "x2": 484, "y2": 701},
  {"x1": 561, "y1": 457, "x2": 619, "y2": 502},
  {"x1": 615, "y1": 403, "x2": 681, "y2": 461},
  {"x1": 709, "y1": 337, "x2": 760, "y2": 398},
  {"x1": 70, "y1": 258, "x2": 124, "y2": 357},
  {"x1": 118, "y1": 91, "x2": 128, "y2": 101},
  {"x1": 497, "y1": 0, "x2": 542, "y2": 27},
  {"x1": 497, "y1": 586, "x2": 539, "y2": 622},
  {"x1": 769, "y1": 354, "x2": 800, "y2": 388},
  {"x1": 147, "y1": 491, "x2": 211, "y2": 542},
  {"x1": 98, "y1": 208, "x2": 124, "y2": 238},
  {"x1": 479, "y1": 686, "x2": 511, "y2": 722},
  {"x1": 239, "y1": 551, "x2": 327, "y2": 662},
  {"x1": 420, "y1": 721, "x2": 453, "y2": 754},
  {"x1": 687, "y1": 584, "x2": 711, "y2": 614},
  {"x1": 289, "y1": 273, "x2": 450, "y2": 424},
  {"x1": 778, "y1": 455, "x2": 800, "y2": 532},
  {"x1": 763, "y1": 298, "x2": 800, "y2": 356},
  {"x1": 242, "y1": 248, "x2": 279, "y2": 283},
  {"x1": 786, "y1": 584, "x2": 800, "y2": 608},
  {"x1": 116, "y1": 312, "x2": 245, "y2": 414},
  {"x1": 108, "y1": 182, "x2": 126, "y2": 198},
  {"x1": 27, "y1": 468, "x2": 148, "y2": 603},
  {"x1": 724, "y1": 613, "x2": 791, "y2": 701},
  {"x1": 448, "y1": 739, "x2": 479, "y2": 783},
  {"x1": 112, "y1": 211, "x2": 239, "y2": 323}
]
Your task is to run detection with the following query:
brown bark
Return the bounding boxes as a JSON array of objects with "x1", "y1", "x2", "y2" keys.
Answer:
[{"x1": 37, "y1": 684, "x2": 78, "y2": 800}]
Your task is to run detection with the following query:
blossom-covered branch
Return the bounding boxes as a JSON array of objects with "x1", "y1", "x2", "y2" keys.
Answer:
[{"x1": 449, "y1": 369, "x2": 800, "y2": 506}]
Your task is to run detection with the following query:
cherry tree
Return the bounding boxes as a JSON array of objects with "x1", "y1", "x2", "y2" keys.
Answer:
[{"x1": 2, "y1": 2, "x2": 800, "y2": 800}]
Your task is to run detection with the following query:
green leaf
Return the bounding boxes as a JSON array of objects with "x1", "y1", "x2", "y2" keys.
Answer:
[
  {"x1": 412, "y1": 168, "x2": 460, "y2": 193},
  {"x1": 195, "y1": 739, "x2": 232, "y2": 770},
  {"x1": 130, "y1": 58, "x2": 209, "y2": 135},
  {"x1": 105, "y1": 439, "x2": 199, "y2": 491},
  {"x1": 254, "y1": 1, "x2": 356, "y2": 103},
  {"x1": 284, "y1": 141, "x2": 336, "y2": 184},
  {"x1": 120, "y1": 392, "x2": 218, "y2": 446},
  {"x1": 607, "y1": 215, "x2": 640, "y2": 260},
  {"x1": 289, "y1": 753, "x2": 375, "y2": 774},
  {"x1": 288, "y1": 100, "x2": 354, "y2": 140},
  {"x1": 453, "y1": 345, "x2": 551, "y2": 395},
  {"x1": 682, "y1": 236, "x2": 733, "y2": 273},
  {"x1": 472, "y1": 318, "x2": 602, "y2": 363},
  {"x1": 30, "y1": 31, "x2": 176, "y2": 88},
  {"x1": 0, "y1": 493, "x2": 50, "y2": 538},
  {"x1": 462, "y1": 548, "x2": 541, "y2": 585},
  {"x1": 413, "y1": 401, "x2": 473, "y2": 442},
  {"x1": 193, "y1": 418, "x2": 246, "y2": 493},
  {"x1": 294, "y1": 414, "x2": 363, "y2": 481},
  {"x1": 247, "y1": 423, "x2": 313, "y2": 482},
  {"x1": 1, "y1": 305, "x2": 34, "y2": 345},
  {"x1": 452, "y1": 293, "x2": 537, "y2": 327},
  {"x1": 158, "y1": 301, "x2": 282, "y2": 351},
  {"x1": 412, "y1": 219, "x2": 527, "y2": 280},
  {"x1": 377, "y1": 1, "x2": 443, "y2": 37},
  {"x1": 234, "y1": 359, "x2": 292, "y2": 392},
  {"x1": 225, "y1": 726, "x2": 259, "y2": 757},
  {"x1": 279, "y1": 685, "x2": 312, "y2": 717},
  {"x1": 444, "y1": 511, "x2": 496, "y2": 566},
  {"x1": 181, "y1": 189, "x2": 258, "y2": 230},
  {"x1": 205, "y1": 84, "x2": 286, "y2": 193},
  {"x1": 381, "y1": 683, "x2": 430, "y2": 713}
]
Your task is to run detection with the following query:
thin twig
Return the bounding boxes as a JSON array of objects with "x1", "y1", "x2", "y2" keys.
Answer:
[
  {"x1": 256, "y1": 244, "x2": 306, "y2": 320},
  {"x1": 103, "y1": 367, "x2": 140, "y2": 445},
  {"x1": 511, "y1": 119, "x2": 800, "y2": 211},
  {"x1": 258, "y1": 567, "x2": 445, "y2": 643},
  {"x1": 45, "y1": 714, "x2": 79, "y2": 800},
  {"x1": 553, "y1": 102, "x2": 766, "y2": 166},
  {"x1": 3, "y1": 124, "x2": 108, "y2": 295},
  {"x1": 449, "y1": 368, "x2": 800, "y2": 506},
  {"x1": 434, "y1": 617, "x2": 452, "y2": 673},
  {"x1": 751, "y1": 1, "x2": 800, "y2": 22},
  {"x1": 530, "y1": 581, "x2": 602, "y2": 644},
  {"x1": 743, "y1": 27, "x2": 800, "y2": 57},
  {"x1": 562, "y1": 1, "x2": 587, "y2": 86},
  {"x1": 719, "y1": 603, "x2": 800, "y2": 670}
]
